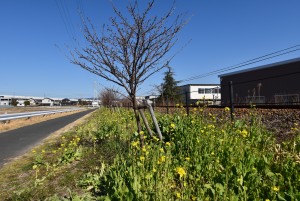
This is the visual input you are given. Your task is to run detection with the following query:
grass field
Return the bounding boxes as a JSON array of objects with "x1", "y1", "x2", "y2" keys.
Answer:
[{"x1": 0, "y1": 107, "x2": 299, "y2": 200}]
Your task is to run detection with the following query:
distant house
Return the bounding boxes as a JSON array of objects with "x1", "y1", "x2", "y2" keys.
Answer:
[
  {"x1": 16, "y1": 98, "x2": 28, "y2": 107},
  {"x1": 61, "y1": 98, "x2": 72, "y2": 106},
  {"x1": 219, "y1": 57, "x2": 300, "y2": 106},
  {"x1": 180, "y1": 84, "x2": 221, "y2": 105},
  {"x1": 29, "y1": 98, "x2": 38, "y2": 106},
  {"x1": 42, "y1": 98, "x2": 54, "y2": 106},
  {"x1": 0, "y1": 96, "x2": 12, "y2": 106},
  {"x1": 92, "y1": 100, "x2": 100, "y2": 107}
]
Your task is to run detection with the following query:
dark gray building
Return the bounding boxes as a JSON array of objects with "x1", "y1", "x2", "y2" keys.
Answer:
[{"x1": 219, "y1": 58, "x2": 300, "y2": 106}]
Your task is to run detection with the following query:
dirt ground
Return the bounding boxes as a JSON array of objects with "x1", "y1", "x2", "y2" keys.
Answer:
[
  {"x1": 155, "y1": 106, "x2": 300, "y2": 142},
  {"x1": 0, "y1": 107, "x2": 86, "y2": 133}
]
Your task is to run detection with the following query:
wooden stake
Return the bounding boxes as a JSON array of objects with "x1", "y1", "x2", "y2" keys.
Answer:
[
  {"x1": 138, "y1": 108, "x2": 153, "y2": 137},
  {"x1": 144, "y1": 100, "x2": 163, "y2": 141}
]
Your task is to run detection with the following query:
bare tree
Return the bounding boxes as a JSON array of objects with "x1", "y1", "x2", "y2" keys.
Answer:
[
  {"x1": 99, "y1": 88, "x2": 119, "y2": 107},
  {"x1": 70, "y1": 0, "x2": 186, "y2": 133}
]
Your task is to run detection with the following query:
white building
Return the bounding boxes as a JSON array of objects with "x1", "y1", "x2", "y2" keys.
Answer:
[
  {"x1": 180, "y1": 84, "x2": 221, "y2": 105},
  {"x1": 41, "y1": 98, "x2": 55, "y2": 106},
  {"x1": 0, "y1": 96, "x2": 12, "y2": 106},
  {"x1": 16, "y1": 99, "x2": 27, "y2": 107}
]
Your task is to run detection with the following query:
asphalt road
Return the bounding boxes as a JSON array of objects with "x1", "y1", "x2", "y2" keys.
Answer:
[{"x1": 0, "y1": 109, "x2": 95, "y2": 167}]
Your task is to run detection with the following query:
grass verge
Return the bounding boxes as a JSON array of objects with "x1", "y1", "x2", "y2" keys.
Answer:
[{"x1": 0, "y1": 107, "x2": 299, "y2": 200}]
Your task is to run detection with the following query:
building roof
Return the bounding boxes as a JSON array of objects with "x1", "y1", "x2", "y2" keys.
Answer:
[
  {"x1": 180, "y1": 84, "x2": 220, "y2": 87},
  {"x1": 219, "y1": 57, "x2": 300, "y2": 78}
]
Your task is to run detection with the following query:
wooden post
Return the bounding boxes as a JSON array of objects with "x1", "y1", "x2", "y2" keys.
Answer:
[
  {"x1": 185, "y1": 91, "x2": 190, "y2": 116},
  {"x1": 166, "y1": 95, "x2": 169, "y2": 114},
  {"x1": 144, "y1": 100, "x2": 163, "y2": 141},
  {"x1": 229, "y1": 81, "x2": 235, "y2": 121},
  {"x1": 138, "y1": 108, "x2": 153, "y2": 137}
]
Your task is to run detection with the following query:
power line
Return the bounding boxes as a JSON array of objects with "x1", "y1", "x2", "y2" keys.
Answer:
[
  {"x1": 55, "y1": 0, "x2": 77, "y2": 42},
  {"x1": 178, "y1": 44, "x2": 300, "y2": 83}
]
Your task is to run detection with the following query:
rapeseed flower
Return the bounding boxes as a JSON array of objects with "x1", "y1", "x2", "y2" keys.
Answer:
[
  {"x1": 165, "y1": 142, "x2": 171, "y2": 146},
  {"x1": 153, "y1": 136, "x2": 159, "y2": 141},
  {"x1": 131, "y1": 141, "x2": 139, "y2": 147},
  {"x1": 175, "y1": 192, "x2": 181, "y2": 198},
  {"x1": 175, "y1": 167, "x2": 186, "y2": 178},
  {"x1": 241, "y1": 129, "x2": 248, "y2": 137},
  {"x1": 170, "y1": 123, "x2": 175, "y2": 129},
  {"x1": 272, "y1": 186, "x2": 279, "y2": 192},
  {"x1": 140, "y1": 156, "x2": 145, "y2": 161},
  {"x1": 157, "y1": 155, "x2": 166, "y2": 164}
]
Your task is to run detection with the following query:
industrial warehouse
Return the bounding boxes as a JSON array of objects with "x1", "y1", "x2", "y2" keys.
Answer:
[{"x1": 219, "y1": 57, "x2": 300, "y2": 106}]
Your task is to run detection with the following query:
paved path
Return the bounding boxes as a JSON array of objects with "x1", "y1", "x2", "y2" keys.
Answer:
[{"x1": 0, "y1": 109, "x2": 95, "y2": 167}]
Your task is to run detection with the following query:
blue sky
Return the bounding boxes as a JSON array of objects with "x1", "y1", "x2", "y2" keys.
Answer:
[{"x1": 1, "y1": 0, "x2": 300, "y2": 98}]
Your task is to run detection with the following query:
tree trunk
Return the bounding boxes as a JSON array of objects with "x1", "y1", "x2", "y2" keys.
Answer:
[{"x1": 131, "y1": 95, "x2": 143, "y2": 145}]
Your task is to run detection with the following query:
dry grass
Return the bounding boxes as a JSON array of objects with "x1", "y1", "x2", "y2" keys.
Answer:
[{"x1": 0, "y1": 108, "x2": 85, "y2": 133}]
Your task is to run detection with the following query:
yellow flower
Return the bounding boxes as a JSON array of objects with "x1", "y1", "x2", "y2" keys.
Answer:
[
  {"x1": 153, "y1": 136, "x2": 159, "y2": 141},
  {"x1": 185, "y1": 157, "x2": 190, "y2": 161},
  {"x1": 208, "y1": 124, "x2": 215, "y2": 129},
  {"x1": 42, "y1": 149, "x2": 45, "y2": 153},
  {"x1": 265, "y1": 199, "x2": 270, "y2": 201},
  {"x1": 159, "y1": 148, "x2": 164, "y2": 153},
  {"x1": 153, "y1": 168, "x2": 157, "y2": 173},
  {"x1": 131, "y1": 141, "x2": 139, "y2": 147},
  {"x1": 32, "y1": 150, "x2": 36, "y2": 153},
  {"x1": 61, "y1": 143, "x2": 64, "y2": 147},
  {"x1": 165, "y1": 142, "x2": 171, "y2": 146},
  {"x1": 176, "y1": 103, "x2": 180, "y2": 107},
  {"x1": 170, "y1": 123, "x2": 175, "y2": 129},
  {"x1": 191, "y1": 195, "x2": 197, "y2": 201},
  {"x1": 142, "y1": 147, "x2": 147, "y2": 152},
  {"x1": 139, "y1": 131, "x2": 144, "y2": 135},
  {"x1": 175, "y1": 167, "x2": 186, "y2": 178},
  {"x1": 272, "y1": 186, "x2": 279, "y2": 192},
  {"x1": 224, "y1": 107, "x2": 230, "y2": 112},
  {"x1": 157, "y1": 155, "x2": 166, "y2": 164},
  {"x1": 140, "y1": 156, "x2": 145, "y2": 161},
  {"x1": 175, "y1": 192, "x2": 181, "y2": 198},
  {"x1": 241, "y1": 129, "x2": 248, "y2": 137}
]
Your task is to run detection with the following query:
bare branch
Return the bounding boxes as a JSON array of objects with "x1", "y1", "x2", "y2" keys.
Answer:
[{"x1": 70, "y1": 0, "x2": 187, "y2": 109}]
